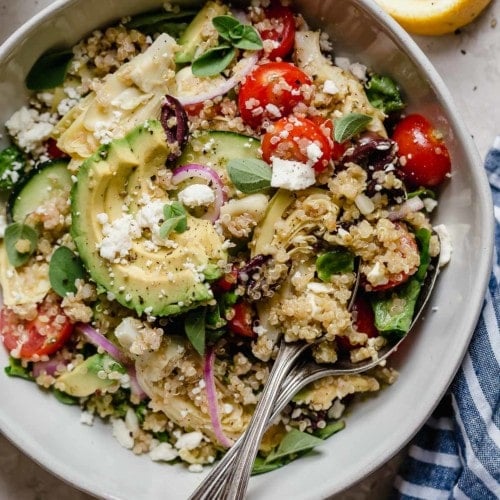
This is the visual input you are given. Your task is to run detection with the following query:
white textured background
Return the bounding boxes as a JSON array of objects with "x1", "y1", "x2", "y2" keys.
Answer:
[{"x1": 0, "y1": 1, "x2": 499, "y2": 499}]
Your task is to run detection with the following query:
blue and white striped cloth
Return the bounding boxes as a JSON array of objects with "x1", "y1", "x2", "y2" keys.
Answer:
[{"x1": 393, "y1": 139, "x2": 500, "y2": 499}]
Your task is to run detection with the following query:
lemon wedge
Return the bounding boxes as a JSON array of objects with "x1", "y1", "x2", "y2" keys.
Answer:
[{"x1": 374, "y1": 0, "x2": 492, "y2": 35}]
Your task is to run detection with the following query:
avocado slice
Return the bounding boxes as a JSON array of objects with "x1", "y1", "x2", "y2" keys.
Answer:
[
  {"x1": 56, "y1": 353, "x2": 125, "y2": 397},
  {"x1": 175, "y1": 0, "x2": 229, "y2": 64},
  {"x1": 71, "y1": 120, "x2": 227, "y2": 317}
]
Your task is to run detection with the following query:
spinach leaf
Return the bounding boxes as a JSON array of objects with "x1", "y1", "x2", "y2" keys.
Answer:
[
  {"x1": 227, "y1": 158, "x2": 272, "y2": 193},
  {"x1": 4, "y1": 223, "x2": 38, "y2": 267},
  {"x1": 191, "y1": 45, "x2": 236, "y2": 77},
  {"x1": 125, "y1": 8, "x2": 196, "y2": 37},
  {"x1": 252, "y1": 456, "x2": 285, "y2": 475},
  {"x1": 265, "y1": 428, "x2": 324, "y2": 463},
  {"x1": 334, "y1": 113, "x2": 372, "y2": 143},
  {"x1": 365, "y1": 74, "x2": 405, "y2": 114},
  {"x1": 25, "y1": 49, "x2": 73, "y2": 90},
  {"x1": 372, "y1": 278, "x2": 422, "y2": 339},
  {"x1": 185, "y1": 307, "x2": 207, "y2": 356},
  {"x1": 313, "y1": 420, "x2": 345, "y2": 440},
  {"x1": 49, "y1": 246, "x2": 86, "y2": 297},
  {"x1": 316, "y1": 249, "x2": 355, "y2": 282},
  {"x1": 53, "y1": 388, "x2": 79, "y2": 405},
  {"x1": 4, "y1": 357, "x2": 33, "y2": 380},
  {"x1": 414, "y1": 228, "x2": 432, "y2": 282}
]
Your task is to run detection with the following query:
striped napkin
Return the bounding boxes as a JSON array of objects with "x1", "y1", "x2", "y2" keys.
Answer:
[{"x1": 392, "y1": 139, "x2": 500, "y2": 499}]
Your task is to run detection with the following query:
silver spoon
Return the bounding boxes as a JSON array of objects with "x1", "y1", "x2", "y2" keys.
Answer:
[{"x1": 189, "y1": 251, "x2": 440, "y2": 500}]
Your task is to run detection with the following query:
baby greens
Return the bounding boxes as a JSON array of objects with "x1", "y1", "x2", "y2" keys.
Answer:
[
  {"x1": 4, "y1": 223, "x2": 38, "y2": 267},
  {"x1": 192, "y1": 15, "x2": 262, "y2": 77},
  {"x1": 365, "y1": 74, "x2": 405, "y2": 114},
  {"x1": 25, "y1": 48, "x2": 73, "y2": 90},
  {"x1": 49, "y1": 246, "x2": 86, "y2": 297}
]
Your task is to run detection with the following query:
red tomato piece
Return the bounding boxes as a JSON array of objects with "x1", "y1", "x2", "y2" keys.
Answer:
[
  {"x1": 337, "y1": 294, "x2": 378, "y2": 351},
  {"x1": 309, "y1": 116, "x2": 347, "y2": 162},
  {"x1": 262, "y1": 116, "x2": 333, "y2": 172},
  {"x1": 392, "y1": 114, "x2": 451, "y2": 188},
  {"x1": 1, "y1": 299, "x2": 73, "y2": 361},
  {"x1": 228, "y1": 302, "x2": 255, "y2": 338},
  {"x1": 260, "y1": 3, "x2": 296, "y2": 60},
  {"x1": 238, "y1": 62, "x2": 312, "y2": 129},
  {"x1": 212, "y1": 268, "x2": 238, "y2": 294}
]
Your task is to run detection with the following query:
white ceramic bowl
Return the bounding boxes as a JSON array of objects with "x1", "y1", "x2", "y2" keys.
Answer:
[{"x1": 0, "y1": 1, "x2": 494, "y2": 498}]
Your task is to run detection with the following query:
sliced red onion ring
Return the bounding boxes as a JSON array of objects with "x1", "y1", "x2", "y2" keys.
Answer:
[
  {"x1": 75, "y1": 323, "x2": 147, "y2": 400},
  {"x1": 32, "y1": 356, "x2": 67, "y2": 378},
  {"x1": 161, "y1": 95, "x2": 189, "y2": 162},
  {"x1": 203, "y1": 346, "x2": 234, "y2": 449},
  {"x1": 176, "y1": 53, "x2": 259, "y2": 107},
  {"x1": 388, "y1": 196, "x2": 424, "y2": 221},
  {"x1": 172, "y1": 164, "x2": 226, "y2": 222},
  {"x1": 75, "y1": 323, "x2": 129, "y2": 365},
  {"x1": 127, "y1": 365, "x2": 147, "y2": 400}
]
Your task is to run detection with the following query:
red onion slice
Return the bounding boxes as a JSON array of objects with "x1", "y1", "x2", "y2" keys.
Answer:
[
  {"x1": 388, "y1": 196, "x2": 424, "y2": 221},
  {"x1": 75, "y1": 323, "x2": 147, "y2": 400},
  {"x1": 203, "y1": 346, "x2": 234, "y2": 448},
  {"x1": 75, "y1": 323, "x2": 129, "y2": 365},
  {"x1": 32, "y1": 355, "x2": 67, "y2": 378},
  {"x1": 176, "y1": 53, "x2": 259, "y2": 106},
  {"x1": 172, "y1": 164, "x2": 226, "y2": 222}
]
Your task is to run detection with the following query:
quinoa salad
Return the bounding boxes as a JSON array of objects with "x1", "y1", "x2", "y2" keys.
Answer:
[{"x1": 0, "y1": 0, "x2": 451, "y2": 474}]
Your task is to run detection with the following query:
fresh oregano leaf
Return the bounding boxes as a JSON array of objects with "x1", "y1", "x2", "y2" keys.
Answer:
[
  {"x1": 233, "y1": 25, "x2": 263, "y2": 50},
  {"x1": 4, "y1": 223, "x2": 38, "y2": 267},
  {"x1": 265, "y1": 428, "x2": 324, "y2": 463},
  {"x1": 185, "y1": 307, "x2": 207, "y2": 356},
  {"x1": 213, "y1": 15, "x2": 241, "y2": 41},
  {"x1": 227, "y1": 158, "x2": 272, "y2": 193},
  {"x1": 192, "y1": 45, "x2": 236, "y2": 77},
  {"x1": 25, "y1": 49, "x2": 73, "y2": 90},
  {"x1": 161, "y1": 202, "x2": 188, "y2": 238},
  {"x1": 316, "y1": 249, "x2": 355, "y2": 282},
  {"x1": 49, "y1": 246, "x2": 86, "y2": 297},
  {"x1": 334, "y1": 113, "x2": 372, "y2": 143}
]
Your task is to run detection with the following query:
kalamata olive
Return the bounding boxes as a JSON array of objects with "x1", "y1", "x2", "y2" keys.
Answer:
[{"x1": 160, "y1": 95, "x2": 189, "y2": 162}]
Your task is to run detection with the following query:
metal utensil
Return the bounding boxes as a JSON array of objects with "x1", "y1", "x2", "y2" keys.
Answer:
[{"x1": 189, "y1": 253, "x2": 440, "y2": 500}]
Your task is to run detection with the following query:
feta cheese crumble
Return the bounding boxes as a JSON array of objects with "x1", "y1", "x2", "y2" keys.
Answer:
[
  {"x1": 178, "y1": 184, "x2": 215, "y2": 208},
  {"x1": 270, "y1": 157, "x2": 315, "y2": 191}
]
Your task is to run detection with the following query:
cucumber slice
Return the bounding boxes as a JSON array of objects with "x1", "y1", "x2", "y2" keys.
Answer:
[
  {"x1": 176, "y1": 130, "x2": 261, "y2": 195},
  {"x1": 8, "y1": 159, "x2": 72, "y2": 223}
]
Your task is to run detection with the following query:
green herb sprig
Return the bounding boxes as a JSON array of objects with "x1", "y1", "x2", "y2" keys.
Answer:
[
  {"x1": 160, "y1": 201, "x2": 188, "y2": 238},
  {"x1": 227, "y1": 158, "x2": 272, "y2": 193},
  {"x1": 192, "y1": 15, "x2": 262, "y2": 77},
  {"x1": 334, "y1": 113, "x2": 372, "y2": 143}
]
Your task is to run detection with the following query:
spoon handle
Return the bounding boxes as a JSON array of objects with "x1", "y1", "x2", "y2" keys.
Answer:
[{"x1": 219, "y1": 341, "x2": 309, "y2": 500}]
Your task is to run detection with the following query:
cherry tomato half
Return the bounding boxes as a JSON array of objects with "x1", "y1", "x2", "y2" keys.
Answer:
[
  {"x1": 1, "y1": 299, "x2": 73, "y2": 360},
  {"x1": 262, "y1": 116, "x2": 333, "y2": 172},
  {"x1": 212, "y1": 267, "x2": 238, "y2": 294},
  {"x1": 260, "y1": 3, "x2": 296, "y2": 60},
  {"x1": 337, "y1": 294, "x2": 378, "y2": 351},
  {"x1": 228, "y1": 302, "x2": 255, "y2": 338},
  {"x1": 392, "y1": 114, "x2": 451, "y2": 188},
  {"x1": 238, "y1": 62, "x2": 312, "y2": 129}
]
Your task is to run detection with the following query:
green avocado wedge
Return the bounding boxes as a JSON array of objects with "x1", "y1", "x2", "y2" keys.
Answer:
[{"x1": 71, "y1": 120, "x2": 227, "y2": 317}]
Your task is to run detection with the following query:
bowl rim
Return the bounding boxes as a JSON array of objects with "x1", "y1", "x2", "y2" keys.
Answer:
[{"x1": 0, "y1": 0, "x2": 494, "y2": 498}]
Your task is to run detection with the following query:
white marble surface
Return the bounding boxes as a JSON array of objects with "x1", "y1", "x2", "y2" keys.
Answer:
[{"x1": 0, "y1": 1, "x2": 499, "y2": 499}]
